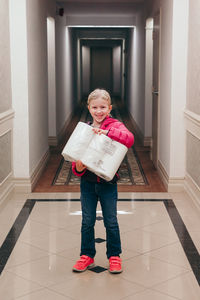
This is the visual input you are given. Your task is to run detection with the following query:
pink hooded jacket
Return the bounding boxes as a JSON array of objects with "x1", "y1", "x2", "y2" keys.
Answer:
[{"x1": 72, "y1": 116, "x2": 134, "y2": 182}]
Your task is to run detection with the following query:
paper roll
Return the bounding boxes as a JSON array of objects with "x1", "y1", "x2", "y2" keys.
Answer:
[
  {"x1": 62, "y1": 122, "x2": 93, "y2": 162},
  {"x1": 82, "y1": 136, "x2": 127, "y2": 181},
  {"x1": 62, "y1": 121, "x2": 128, "y2": 181}
]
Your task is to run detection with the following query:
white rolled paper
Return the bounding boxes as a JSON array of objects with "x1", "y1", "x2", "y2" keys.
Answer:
[{"x1": 62, "y1": 121, "x2": 128, "y2": 181}]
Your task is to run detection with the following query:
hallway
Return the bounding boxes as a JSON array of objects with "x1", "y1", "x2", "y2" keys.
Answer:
[
  {"x1": 33, "y1": 100, "x2": 166, "y2": 193},
  {"x1": 0, "y1": 0, "x2": 200, "y2": 299}
]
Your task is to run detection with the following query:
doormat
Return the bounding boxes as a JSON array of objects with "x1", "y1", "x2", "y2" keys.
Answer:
[{"x1": 52, "y1": 146, "x2": 148, "y2": 186}]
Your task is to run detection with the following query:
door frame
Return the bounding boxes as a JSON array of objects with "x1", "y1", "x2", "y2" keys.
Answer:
[{"x1": 151, "y1": 10, "x2": 161, "y2": 169}]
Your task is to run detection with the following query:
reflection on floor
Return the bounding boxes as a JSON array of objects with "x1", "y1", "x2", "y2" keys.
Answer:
[{"x1": 0, "y1": 191, "x2": 200, "y2": 299}]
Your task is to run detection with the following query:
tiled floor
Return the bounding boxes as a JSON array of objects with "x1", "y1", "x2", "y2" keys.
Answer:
[{"x1": 0, "y1": 191, "x2": 200, "y2": 299}]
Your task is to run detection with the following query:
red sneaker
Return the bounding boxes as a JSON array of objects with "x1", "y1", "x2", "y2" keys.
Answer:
[
  {"x1": 72, "y1": 255, "x2": 94, "y2": 272},
  {"x1": 109, "y1": 256, "x2": 122, "y2": 273}
]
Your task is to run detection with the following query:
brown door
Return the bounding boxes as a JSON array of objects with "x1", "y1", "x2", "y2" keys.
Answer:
[
  {"x1": 152, "y1": 13, "x2": 160, "y2": 169},
  {"x1": 90, "y1": 47, "x2": 112, "y2": 93}
]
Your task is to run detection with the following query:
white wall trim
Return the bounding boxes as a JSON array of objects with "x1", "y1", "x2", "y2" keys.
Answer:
[
  {"x1": 13, "y1": 177, "x2": 32, "y2": 193},
  {"x1": 31, "y1": 149, "x2": 50, "y2": 191},
  {"x1": 0, "y1": 109, "x2": 14, "y2": 136},
  {"x1": 48, "y1": 136, "x2": 58, "y2": 146},
  {"x1": 184, "y1": 108, "x2": 200, "y2": 139},
  {"x1": 0, "y1": 109, "x2": 15, "y2": 124},
  {"x1": 128, "y1": 111, "x2": 151, "y2": 147},
  {"x1": 143, "y1": 137, "x2": 152, "y2": 147},
  {"x1": 0, "y1": 173, "x2": 14, "y2": 205},
  {"x1": 158, "y1": 160, "x2": 185, "y2": 192},
  {"x1": 48, "y1": 110, "x2": 74, "y2": 147},
  {"x1": 0, "y1": 110, "x2": 14, "y2": 202},
  {"x1": 13, "y1": 149, "x2": 50, "y2": 193},
  {"x1": 185, "y1": 173, "x2": 200, "y2": 211}
]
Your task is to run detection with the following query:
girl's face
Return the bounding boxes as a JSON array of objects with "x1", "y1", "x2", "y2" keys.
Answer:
[{"x1": 88, "y1": 97, "x2": 112, "y2": 126}]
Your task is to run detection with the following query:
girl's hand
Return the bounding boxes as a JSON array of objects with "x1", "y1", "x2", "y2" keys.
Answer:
[
  {"x1": 92, "y1": 128, "x2": 108, "y2": 135},
  {"x1": 76, "y1": 160, "x2": 86, "y2": 172}
]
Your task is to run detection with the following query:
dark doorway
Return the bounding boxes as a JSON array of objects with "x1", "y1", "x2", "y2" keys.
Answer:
[{"x1": 90, "y1": 47, "x2": 112, "y2": 93}]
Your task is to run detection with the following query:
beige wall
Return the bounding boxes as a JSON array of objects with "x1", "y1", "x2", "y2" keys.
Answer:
[
  {"x1": 186, "y1": 0, "x2": 200, "y2": 191},
  {"x1": 0, "y1": 132, "x2": 11, "y2": 183},
  {"x1": 0, "y1": 0, "x2": 12, "y2": 190},
  {"x1": 26, "y1": 0, "x2": 50, "y2": 174},
  {"x1": 186, "y1": 0, "x2": 200, "y2": 114},
  {"x1": 0, "y1": 0, "x2": 12, "y2": 113}
]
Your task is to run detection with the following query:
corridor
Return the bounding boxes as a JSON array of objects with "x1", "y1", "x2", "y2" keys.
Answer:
[{"x1": 0, "y1": 0, "x2": 200, "y2": 299}]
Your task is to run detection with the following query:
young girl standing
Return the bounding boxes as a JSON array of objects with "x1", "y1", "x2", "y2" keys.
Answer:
[{"x1": 72, "y1": 89, "x2": 134, "y2": 273}]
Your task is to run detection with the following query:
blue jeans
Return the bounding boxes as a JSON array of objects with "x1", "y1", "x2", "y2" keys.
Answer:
[{"x1": 80, "y1": 178, "x2": 122, "y2": 259}]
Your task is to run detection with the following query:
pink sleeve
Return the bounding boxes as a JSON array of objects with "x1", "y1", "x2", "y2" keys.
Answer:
[
  {"x1": 107, "y1": 123, "x2": 134, "y2": 148},
  {"x1": 72, "y1": 161, "x2": 86, "y2": 177}
]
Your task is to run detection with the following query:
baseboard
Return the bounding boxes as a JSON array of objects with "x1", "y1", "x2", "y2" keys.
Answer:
[
  {"x1": 58, "y1": 112, "x2": 74, "y2": 144},
  {"x1": 13, "y1": 149, "x2": 50, "y2": 193},
  {"x1": 48, "y1": 111, "x2": 74, "y2": 147},
  {"x1": 185, "y1": 173, "x2": 200, "y2": 210},
  {"x1": 30, "y1": 149, "x2": 50, "y2": 191},
  {"x1": 158, "y1": 160, "x2": 185, "y2": 192},
  {"x1": 0, "y1": 174, "x2": 14, "y2": 205},
  {"x1": 127, "y1": 111, "x2": 151, "y2": 147},
  {"x1": 143, "y1": 136, "x2": 152, "y2": 147},
  {"x1": 13, "y1": 177, "x2": 32, "y2": 193},
  {"x1": 48, "y1": 136, "x2": 58, "y2": 147}
]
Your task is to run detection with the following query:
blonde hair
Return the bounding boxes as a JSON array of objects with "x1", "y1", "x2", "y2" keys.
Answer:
[{"x1": 87, "y1": 89, "x2": 111, "y2": 106}]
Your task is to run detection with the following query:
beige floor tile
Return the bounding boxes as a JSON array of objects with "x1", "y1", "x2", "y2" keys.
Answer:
[
  {"x1": 30, "y1": 208, "x2": 81, "y2": 229},
  {"x1": 7, "y1": 254, "x2": 79, "y2": 287},
  {"x1": 0, "y1": 190, "x2": 199, "y2": 300},
  {"x1": 180, "y1": 214, "x2": 200, "y2": 233},
  {"x1": 153, "y1": 271, "x2": 200, "y2": 300},
  {"x1": 147, "y1": 242, "x2": 191, "y2": 270},
  {"x1": 118, "y1": 192, "x2": 171, "y2": 199},
  {"x1": 120, "y1": 254, "x2": 188, "y2": 287},
  {"x1": 141, "y1": 219, "x2": 178, "y2": 239},
  {"x1": 50, "y1": 272, "x2": 145, "y2": 300},
  {"x1": 4, "y1": 241, "x2": 49, "y2": 270},
  {"x1": 121, "y1": 228, "x2": 177, "y2": 253},
  {"x1": 22, "y1": 229, "x2": 80, "y2": 253},
  {"x1": 19, "y1": 219, "x2": 58, "y2": 243},
  {"x1": 57, "y1": 247, "x2": 81, "y2": 262},
  {"x1": 123, "y1": 289, "x2": 178, "y2": 300},
  {"x1": 15, "y1": 288, "x2": 72, "y2": 300},
  {"x1": 0, "y1": 271, "x2": 42, "y2": 300},
  {"x1": 189, "y1": 231, "x2": 200, "y2": 252}
]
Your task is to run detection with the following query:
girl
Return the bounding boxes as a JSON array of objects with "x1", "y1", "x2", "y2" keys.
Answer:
[{"x1": 72, "y1": 89, "x2": 134, "y2": 273}]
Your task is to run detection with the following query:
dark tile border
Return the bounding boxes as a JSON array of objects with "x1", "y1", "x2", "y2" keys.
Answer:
[{"x1": 0, "y1": 198, "x2": 199, "y2": 285}]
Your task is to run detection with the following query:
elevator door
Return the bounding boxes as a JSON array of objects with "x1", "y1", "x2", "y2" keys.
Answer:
[{"x1": 90, "y1": 47, "x2": 112, "y2": 93}]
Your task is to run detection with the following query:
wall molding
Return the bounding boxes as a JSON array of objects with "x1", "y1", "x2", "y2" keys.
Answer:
[
  {"x1": 143, "y1": 136, "x2": 152, "y2": 147},
  {"x1": 0, "y1": 109, "x2": 15, "y2": 124},
  {"x1": 127, "y1": 111, "x2": 151, "y2": 147},
  {"x1": 185, "y1": 173, "x2": 200, "y2": 211},
  {"x1": 48, "y1": 111, "x2": 74, "y2": 147},
  {"x1": 0, "y1": 173, "x2": 14, "y2": 205},
  {"x1": 0, "y1": 109, "x2": 14, "y2": 136},
  {"x1": 13, "y1": 177, "x2": 32, "y2": 193},
  {"x1": 158, "y1": 160, "x2": 185, "y2": 192},
  {"x1": 31, "y1": 149, "x2": 50, "y2": 191},
  {"x1": 184, "y1": 108, "x2": 200, "y2": 140},
  {"x1": 48, "y1": 136, "x2": 58, "y2": 147},
  {"x1": 0, "y1": 109, "x2": 14, "y2": 203},
  {"x1": 13, "y1": 149, "x2": 50, "y2": 193}
]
